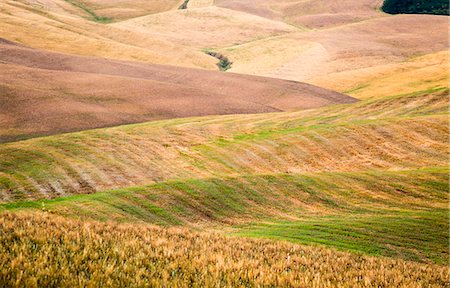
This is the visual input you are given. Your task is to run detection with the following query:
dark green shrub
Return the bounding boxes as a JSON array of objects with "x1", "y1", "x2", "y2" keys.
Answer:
[
  {"x1": 382, "y1": 0, "x2": 449, "y2": 15},
  {"x1": 179, "y1": 0, "x2": 189, "y2": 9},
  {"x1": 205, "y1": 51, "x2": 233, "y2": 71}
]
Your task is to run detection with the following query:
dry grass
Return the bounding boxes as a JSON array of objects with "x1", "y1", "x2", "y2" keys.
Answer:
[
  {"x1": 311, "y1": 51, "x2": 450, "y2": 99},
  {"x1": 219, "y1": 16, "x2": 448, "y2": 84},
  {"x1": 216, "y1": 36, "x2": 313, "y2": 76},
  {"x1": 112, "y1": 6, "x2": 297, "y2": 48},
  {"x1": 0, "y1": 2, "x2": 449, "y2": 284},
  {"x1": 0, "y1": 1, "x2": 216, "y2": 68},
  {"x1": 0, "y1": 85, "x2": 447, "y2": 200},
  {"x1": 71, "y1": 0, "x2": 182, "y2": 20},
  {"x1": 0, "y1": 212, "x2": 448, "y2": 288},
  {"x1": 3, "y1": 0, "x2": 447, "y2": 86}
]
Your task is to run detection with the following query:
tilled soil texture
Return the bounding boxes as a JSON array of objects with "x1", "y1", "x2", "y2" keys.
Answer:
[
  {"x1": 0, "y1": 40, "x2": 356, "y2": 142},
  {"x1": 215, "y1": 0, "x2": 385, "y2": 29}
]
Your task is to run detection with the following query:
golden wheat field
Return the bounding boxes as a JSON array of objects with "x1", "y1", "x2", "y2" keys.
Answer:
[
  {"x1": 0, "y1": 0, "x2": 449, "y2": 286},
  {"x1": 1, "y1": 212, "x2": 449, "y2": 287}
]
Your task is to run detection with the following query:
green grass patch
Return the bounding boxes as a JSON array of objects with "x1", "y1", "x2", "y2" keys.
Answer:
[
  {"x1": 63, "y1": 0, "x2": 112, "y2": 23},
  {"x1": 1, "y1": 168, "x2": 448, "y2": 264},
  {"x1": 343, "y1": 83, "x2": 370, "y2": 95},
  {"x1": 234, "y1": 210, "x2": 449, "y2": 264}
]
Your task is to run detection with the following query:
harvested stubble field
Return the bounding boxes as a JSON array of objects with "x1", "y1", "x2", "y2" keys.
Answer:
[
  {"x1": 0, "y1": 85, "x2": 447, "y2": 200},
  {"x1": 1, "y1": 212, "x2": 448, "y2": 287}
]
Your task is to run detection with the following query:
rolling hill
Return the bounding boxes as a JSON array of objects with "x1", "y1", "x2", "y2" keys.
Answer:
[
  {"x1": 0, "y1": 0, "x2": 217, "y2": 68},
  {"x1": 216, "y1": 14, "x2": 448, "y2": 83},
  {"x1": 215, "y1": 0, "x2": 385, "y2": 29},
  {"x1": 0, "y1": 86, "x2": 446, "y2": 200},
  {"x1": 0, "y1": 0, "x2": 448, "y2": 286},
  {"x1": 0, "y1": 38, "x2": 355, "y2": 142}
]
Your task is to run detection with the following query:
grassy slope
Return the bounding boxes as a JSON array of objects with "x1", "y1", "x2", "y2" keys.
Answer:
[
  {"x1": 111, "y1": 6, "x2": 298, "y2": 48},
  {"x1": 0, "y1": 1, "x2": 448, "y2": 284},
  {"x1": 2, "y1": 168, "x2": 448, "y2": 264},
  {"x1": 215, "y1": 0, "x2": 384, "y2": 29},
  {"x1": 1, "y1": 54, "x2": 447, "y2": 265},
  {"x1": 0, "y1": 86, "x2": 447, "y2": 201}
]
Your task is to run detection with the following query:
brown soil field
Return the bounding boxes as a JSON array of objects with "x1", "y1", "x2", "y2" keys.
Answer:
[
  {"x1": 215, "y1": 0, "x2": 385, "y2": 29},
  {"x1": 0, "y1": 39, "x2": 356, "y2": 142}
]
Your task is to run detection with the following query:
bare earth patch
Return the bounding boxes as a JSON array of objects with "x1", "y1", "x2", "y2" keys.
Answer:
[{"x1": 0, "y1": 39, "x2": 355, "y2": 142}]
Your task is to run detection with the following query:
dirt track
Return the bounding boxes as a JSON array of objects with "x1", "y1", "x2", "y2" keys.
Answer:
[{"x1": 0, "y1": 40, "x2": 356, "y2": 142}]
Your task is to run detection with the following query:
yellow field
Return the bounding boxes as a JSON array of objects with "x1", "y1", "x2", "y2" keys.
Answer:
[
  {"x1": 72, "y1": 0, "x2": 183, "y2": 20},
  {"x1": 222, "y1": 16, "x2": 448, "y2": 85},
  {"x1": 1, "y1": 212, "x2": 448, "y2": 287},
  {"x1": 112, "y1": 6, "x2": 298, "y2": 48},
  {"x1": 0, "y1": 0, "x2": 216, "y2": 68},
  {"x1": 2, "y1": 0, "x2": 447, "y2": 83},
  {"x1": 311, "y1": 51, "x2": 450, "y2": 98}
]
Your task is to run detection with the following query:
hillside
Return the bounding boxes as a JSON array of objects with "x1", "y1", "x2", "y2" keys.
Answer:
[
  {"x1": 215, "y1": 0, "x2": 385, "y2": 29},
  {"x1": 2, "y1": 0, "x2": 446, "y2": 85},
  {"x1": 3, "y1": 168, "x2": 448, "y2": 264},
  {"x1": 0, "y1": 0, "x2": 217, "y2": 68},
  {"x1": 0, "y1": 39, "x2": 355, "y2": 142},
  {"x1": 216, "y1": 14, "x2": 448, "y2": 83},
  {"x1": 61, "y1": 0, "x2": 183, "y2": 20},
  {"x1": 1, "y1": 41, "x2": 447, "y2": 267},
  {"x1": 111, "y1": 6, "x2": 298, "y2": 48},
  {"x1": 0, "y1": 0, "x2": 448, "y2": 286},
  {"x1": 0, "y1": 60, "x2": 446, "y2": 200}
]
